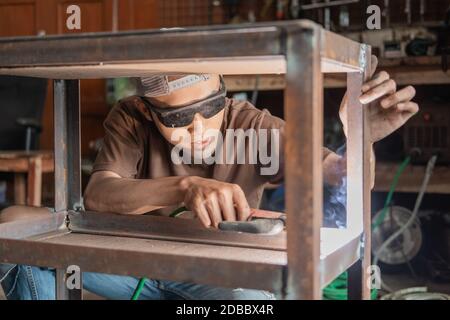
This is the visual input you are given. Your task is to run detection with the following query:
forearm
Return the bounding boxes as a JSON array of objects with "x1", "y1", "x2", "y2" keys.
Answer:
[
  {"x1": 84, "y1": 174, "x2": 190, "y2": 215},
  {"x1": 323, "y1": 144, "x2": 376, "y2": 189}
]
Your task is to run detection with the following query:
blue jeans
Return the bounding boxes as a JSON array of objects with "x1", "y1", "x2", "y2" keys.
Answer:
[{"x1": 1, "y1": 265, "x2": 276, "y2": 300}]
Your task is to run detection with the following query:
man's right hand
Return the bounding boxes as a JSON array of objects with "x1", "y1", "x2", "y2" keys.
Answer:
[{"x1": 180, "y1": 176, "x2": 251, "y2": 228}]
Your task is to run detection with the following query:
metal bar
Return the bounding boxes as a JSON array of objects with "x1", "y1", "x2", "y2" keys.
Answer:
[
  {"x1": 346, "y1": 45, "x2": 372, "y2": 300},
  {"x1": 0, "y1": 211, "x2": 65, "y2": 240},
  {"x1": 56, "y1": 267, "x2": 83, "y2": 300},
  {"x1": 301, "y1": 0, "x2": 359, "y2": 10},
  {"x1": 0, "y1": 234, "x2": 286, "y2": 293},
  {"x1": 284, "y1": 24, "x2": 323, "y2": 299},
  {"x1": 53, "y1": 80, "x2": 82, "y2": 212},
  {"x1": 0, "y1": 57, "x2": 287, "y2": 79},
  {"x1": 321, "y1": 29, "x2": 365, "y2": 73},
  {"x1": 0, "y1": 26, "x2": 283, "y2": 67},
  {"x1": 53, "y1": 79, "x2": 82, "y2": 300},
  {"x1": 68, "y1": 211, "x2": 286, "y2": 251},
  {"x1": 55, "y1": 268, "x2": 69, "y2": 300},
  {"x1": 0, "y1": 21, "x2": 363, "y2": 74}
]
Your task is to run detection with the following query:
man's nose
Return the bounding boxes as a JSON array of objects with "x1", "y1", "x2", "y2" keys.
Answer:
[{"x1": 187, "y1": 113, "x2": 204, "y2": 134}]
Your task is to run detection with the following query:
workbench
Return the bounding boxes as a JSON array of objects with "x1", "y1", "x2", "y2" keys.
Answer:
[
  {"x1": 0, "y1": 20, "x2": 372, "y2": 300},
  {"x1": 0, "y1": 151, "x2": 54, "y2": 206}
]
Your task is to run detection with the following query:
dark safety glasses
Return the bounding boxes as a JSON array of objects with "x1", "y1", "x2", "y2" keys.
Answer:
[{"x1": 142, "y1": 77, "x2": 227, "y2": 128}]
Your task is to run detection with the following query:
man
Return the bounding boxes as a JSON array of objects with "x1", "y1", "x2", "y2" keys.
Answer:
[{"x1": 0, "y1": 55, "x2": 418, "y2": 299}]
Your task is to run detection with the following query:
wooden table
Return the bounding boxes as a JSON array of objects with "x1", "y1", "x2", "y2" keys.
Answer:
[{"x1": 0, "y1": 151, "x2": 54, "y2": 206}]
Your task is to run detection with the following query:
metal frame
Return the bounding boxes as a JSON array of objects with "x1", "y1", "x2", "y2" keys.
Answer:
[{"x1": 0, "y1": 20, "x2": 371, "y2": 300}]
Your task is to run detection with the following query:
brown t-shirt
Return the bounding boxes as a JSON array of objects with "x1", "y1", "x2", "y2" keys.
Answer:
[{"x1": 92, "y1": 96, "x2": 331, "y2": 214}]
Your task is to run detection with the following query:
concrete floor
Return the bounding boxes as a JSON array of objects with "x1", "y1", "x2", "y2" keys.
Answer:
[
  {"x1": 381, "y1": 273, "x2": 450, "y2": 297},
  {"x1": 1, "y1": 271, "x2": 448, "y2": 300}
]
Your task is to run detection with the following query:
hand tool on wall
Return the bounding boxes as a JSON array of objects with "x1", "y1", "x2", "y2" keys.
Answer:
[
  {"x1": 405, "y1": 0, "x2": 411, "y2": 25},
  {"x1": 419, "y1": 0, "x2": 425, "y2": 24},
  {"x1": 383, "y1": 0, "x2": 390, "y2": 28},
  {"x1": 439, "y1": 8, "x2": 450, "y2": 72}
]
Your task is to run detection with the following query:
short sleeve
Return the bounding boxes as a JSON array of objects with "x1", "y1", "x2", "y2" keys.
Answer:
[{"x1": 92, "y1": 102, "x2": 142, "y2": 178}]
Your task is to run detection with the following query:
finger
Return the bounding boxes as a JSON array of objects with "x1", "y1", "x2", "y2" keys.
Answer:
[
  {"x1": 380, "y1": 86, "x2": 416, "y2": 109},
  {"x1": 218, "y1": 191, "x2": 237, "y2": 222},
  {"x1": 380, "y1": 102, "x2": 419, "y2": 135},
  {"x1": 204, "y1": 193, "x2": 222, "y2": 228},
  {"x1": 362, "y1": 71, "x2": 389, "y2": 93},
  {"x1": 369, "y1": 55, "x2": 379, "y2": 78},
  {"x1": 397, "y1": 101, "x2": 419, "y2": 115},
  {"x1": 232, "y1": 185, "x2": 250, "y2": 221},
  {"x1": 360, "y1": 79, "x2": 396, "y2": 104},
  {"x1": 192, "y1": 197, "x2": 211, "y2": 228}
]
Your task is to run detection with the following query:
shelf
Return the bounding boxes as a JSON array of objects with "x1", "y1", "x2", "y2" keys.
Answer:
[
  {"x1": 224, "y1": 56, "x2": 450, "y2": 90},
  {"x1": 0, "y1": 211, "x2": 360, "y2": 292},
  {"x1": 374, "y1": 162, "x2": 450, "y2": 194}
]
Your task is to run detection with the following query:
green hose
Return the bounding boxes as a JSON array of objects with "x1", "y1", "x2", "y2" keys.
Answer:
[
  {"x1": 323, "y1": 272, "x2": 378, "y2": 300},
  {"x1": 131, "y1": 206, "x2": 187, "y2": 300},
  {"x1": 323, "y1": 156, "x2": 411, "y2": 300},
  {"x1": 131, "y1": 277, "x2": 147, "y2": 300},
  {"x1": 372, "y1": 156, "x2": 411, "y2": 230},
  {"x1": 169, "y1": 206, "x2": 188, "y2": 218}
]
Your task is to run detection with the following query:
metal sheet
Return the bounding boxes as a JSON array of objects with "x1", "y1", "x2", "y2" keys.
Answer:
[
  {"x1": 0, "y1": 211, "x2": 66, "y2": 240},
  {"x1": 68, "y1": 211, "x2": 287, "y2": 251},
  {"x1": 319, "y1": 234, "x2": 360, "y2": 288}
]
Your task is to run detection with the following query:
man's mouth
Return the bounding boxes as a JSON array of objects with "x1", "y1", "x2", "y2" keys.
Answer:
[{"x1": 192, "y1": 136, "x2": 213, "y2": 150}]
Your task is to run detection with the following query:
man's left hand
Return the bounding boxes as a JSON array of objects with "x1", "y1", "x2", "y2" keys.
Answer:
[{"x1": 340, "y1": 55, "x2": 419, "y2": 143}]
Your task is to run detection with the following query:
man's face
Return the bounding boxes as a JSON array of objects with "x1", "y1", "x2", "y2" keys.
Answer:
[{"x1": 148, "y1": 75, "x2": 224, "y2": 154}]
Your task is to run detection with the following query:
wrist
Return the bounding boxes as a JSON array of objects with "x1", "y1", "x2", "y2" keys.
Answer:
[
  {"x1": 323, "y1": 152, "x2": 347, "y2": 187},
  {"x1": 179, "y1": 176, "x2": 193, "y2": 192}
]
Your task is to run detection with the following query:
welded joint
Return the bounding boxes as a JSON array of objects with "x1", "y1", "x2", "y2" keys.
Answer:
[
  {"x1": 359, "y1": 232, "x2": 366, "y2": 258},
  {"x1": 66, "y1": 206, "x2": 83, "y2": 231},
  {"x1": 51, "y1": 209, "x2": 70, "y2": 229},
  {"x1": 359, "y1": 44, "x2": 369, "y2": 71},
  {"x1": 281, "y1": 23, "x2": 318, "y2": 59},
  {"x1": 72, "y1": 201, "x2": 84, "y2": 212}
]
